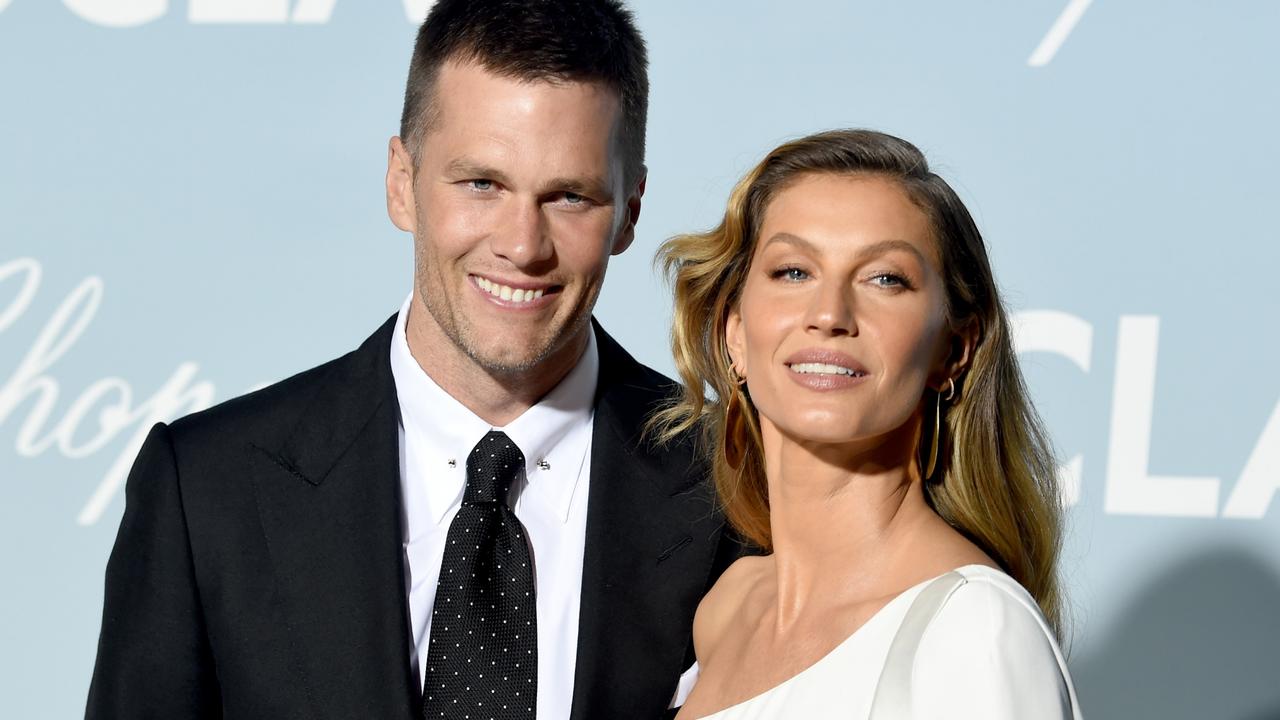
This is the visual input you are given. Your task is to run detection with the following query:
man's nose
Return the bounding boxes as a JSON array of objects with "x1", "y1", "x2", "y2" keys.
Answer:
[{"x1": 489, "y1": 197, "x2": 554, "y2": 268}]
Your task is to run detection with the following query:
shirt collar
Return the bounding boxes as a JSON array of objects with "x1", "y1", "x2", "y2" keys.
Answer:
[{"x1": 389, "y1": 293, "x2": 597, "y2": 525}]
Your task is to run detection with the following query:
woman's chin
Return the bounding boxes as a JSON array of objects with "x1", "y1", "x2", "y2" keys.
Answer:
[
  {"x1": 764, "y1": 412, "x2": 916, "y2": 456},
  {"x1": 771, "y1": 419, "x2": 876, "y2": 448}
]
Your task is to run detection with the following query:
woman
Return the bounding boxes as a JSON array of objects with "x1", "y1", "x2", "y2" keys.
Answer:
[{"x1": 657, "y1": 130, "x2": 1082, "y2": 718}]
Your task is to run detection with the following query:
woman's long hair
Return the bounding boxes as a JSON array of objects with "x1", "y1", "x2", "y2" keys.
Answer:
[{"x1": 653, "y1": 129, "x2": 1065, "y2": 638}]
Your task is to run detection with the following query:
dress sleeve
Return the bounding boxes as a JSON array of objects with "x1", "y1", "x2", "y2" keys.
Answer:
[{"x1": 910, "y1": 578, "x2": 1077, "y2": 719}]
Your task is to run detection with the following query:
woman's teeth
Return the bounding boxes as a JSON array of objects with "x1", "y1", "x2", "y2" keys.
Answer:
[
  {"x1": 477, "y1": 277, "x2": 545, "y2": 303},
  {"x1": 789, "y1": 362, "x2": 863, "y2": 377}
]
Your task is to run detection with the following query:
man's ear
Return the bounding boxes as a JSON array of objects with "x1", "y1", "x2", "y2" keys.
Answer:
[
  {"x1": 386, "y1": 136, "x2": 417, "y2": 233},
  {"x1": 610, "y1": 167, "x2": 646, "y2": 256}
]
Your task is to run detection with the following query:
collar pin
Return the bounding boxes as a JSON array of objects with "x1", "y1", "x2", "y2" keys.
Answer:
[
  {"x1": 537, "y1": 459, "x2": 551, "y2": 471},
  {"x1": 446, "y1": 459, "x2": 456, "y2": 469}
]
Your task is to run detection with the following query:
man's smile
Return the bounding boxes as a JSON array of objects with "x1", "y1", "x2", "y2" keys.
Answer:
[{"x1": 470, "y1": 273, "x2": 562, "y2": 308}]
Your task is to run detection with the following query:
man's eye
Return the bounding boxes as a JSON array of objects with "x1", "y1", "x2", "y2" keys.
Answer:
[
  {"x1": 770, "y1": 267, "x2": 809, "y2": 282},
  {"x1": 562, "y1": 192, "x2": 585, "y2": 204},
  {"x1": 469, "y1": 179, "x2": 494, "y2": 191}
]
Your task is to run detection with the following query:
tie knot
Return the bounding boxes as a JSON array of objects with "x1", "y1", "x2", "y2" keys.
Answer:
[{"x1": 464, "y1": 430, "x2": 525, "y2": 504}]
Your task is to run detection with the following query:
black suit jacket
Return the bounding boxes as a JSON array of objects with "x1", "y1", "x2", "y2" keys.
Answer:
[{"x1": 86, "y1": 315, "x2": 737, "y2": 719}]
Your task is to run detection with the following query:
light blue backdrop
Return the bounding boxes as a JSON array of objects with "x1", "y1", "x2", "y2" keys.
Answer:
[{"x1": 2, "y1": 1, "x2": 1278, "y2": 718}]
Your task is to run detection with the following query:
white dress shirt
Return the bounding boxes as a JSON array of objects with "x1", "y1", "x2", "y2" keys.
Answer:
[{"x1": 390, "y1": 293, "x2": 596, "y2": 720}]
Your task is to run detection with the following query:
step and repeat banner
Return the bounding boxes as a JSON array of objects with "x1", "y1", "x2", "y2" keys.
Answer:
[{"x1": 2, "y1": 1, "x2": 1278, "y2": 717}]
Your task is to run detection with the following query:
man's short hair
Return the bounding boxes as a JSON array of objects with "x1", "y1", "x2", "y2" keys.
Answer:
[{"x1": 400, "y1": 0, "x2": 649, "y2": 184}]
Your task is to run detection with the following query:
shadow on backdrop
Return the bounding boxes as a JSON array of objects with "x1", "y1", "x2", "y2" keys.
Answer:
[{"x1": 1072, "y1": 546, "x2": 1280, "y2": 720}]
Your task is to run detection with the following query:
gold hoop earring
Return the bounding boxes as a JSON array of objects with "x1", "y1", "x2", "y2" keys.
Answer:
[
  {"x1": 924, "y1": 378, "x2": 955, "y2": 480},
  {"x1": 723, "y1": 391, "x2": 748, "y2": 469}
]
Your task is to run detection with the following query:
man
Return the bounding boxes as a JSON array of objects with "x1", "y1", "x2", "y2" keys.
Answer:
[{"x1": 85, "y1": 1, "x2": 736, "y2": 718}]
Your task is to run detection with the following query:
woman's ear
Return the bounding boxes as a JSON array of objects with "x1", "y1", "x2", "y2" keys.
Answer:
[
  {"x1": 942, "y1": 318, "x2": 980, "y2": 387},
  {"x1": 725, "y1": 307, "x2": 747, "y2": 379}
]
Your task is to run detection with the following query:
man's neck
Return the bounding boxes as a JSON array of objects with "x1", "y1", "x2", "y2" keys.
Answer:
[{"x1": 403, "y1": 295, "x2": 589, "y2": 426}]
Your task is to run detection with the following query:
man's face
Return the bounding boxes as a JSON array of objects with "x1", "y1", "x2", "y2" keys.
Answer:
[{"x1": 387, "y1": 60, "x2": 642, "y2": 377}]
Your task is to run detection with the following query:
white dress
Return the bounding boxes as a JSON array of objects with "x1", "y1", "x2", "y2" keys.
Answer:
[{"x1": 697, "y1": 565, "x2": 1083, "y2": 719}]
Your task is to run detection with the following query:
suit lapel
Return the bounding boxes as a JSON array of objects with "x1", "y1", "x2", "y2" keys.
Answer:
[
  {"x1": 245, "y1": 315, "x2": 722, "y2": 718},
  {"x1": 249, "y1": 315, "x2": 418, "y2": 719},
  {"x1": 570, "y1": 323, "x2": 725, "y2": 720}
]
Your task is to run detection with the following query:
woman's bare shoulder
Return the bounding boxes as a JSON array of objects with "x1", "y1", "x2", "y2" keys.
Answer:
[{"x1": 692, "y1": 555, "x2": 771, "y2": 661}]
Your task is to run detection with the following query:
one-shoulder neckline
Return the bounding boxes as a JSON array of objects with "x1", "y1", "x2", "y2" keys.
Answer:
[{"x1": 694, "y1": 564, "x2": 999, "y2": 720}]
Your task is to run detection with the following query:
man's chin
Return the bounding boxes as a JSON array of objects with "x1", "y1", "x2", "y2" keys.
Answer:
[
  {"x1": 463, "y1": 339, "x2": 557, "y2": 376},
  {"x1": 472, "y1": 354, "x2": 546, "y2": 376},
  {"x1": 456, "y1": 314, "x2": 592, "y2": 377}
]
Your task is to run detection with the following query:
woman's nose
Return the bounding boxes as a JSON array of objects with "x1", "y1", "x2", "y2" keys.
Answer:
[{"x1": 804, "y1": 281, "x2": 856, "y2": 337}]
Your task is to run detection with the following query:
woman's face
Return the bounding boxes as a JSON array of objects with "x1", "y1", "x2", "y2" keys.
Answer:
[{"x1": 726, "y1": 172, "x2": 960, "y2": 448}]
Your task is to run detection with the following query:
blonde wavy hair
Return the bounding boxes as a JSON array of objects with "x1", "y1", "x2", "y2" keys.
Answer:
[{"x1": 654, "y1": 129, "x2": 1065, "y2": 638}]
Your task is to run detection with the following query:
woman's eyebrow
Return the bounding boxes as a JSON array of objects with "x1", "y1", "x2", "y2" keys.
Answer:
[
  {"x1": 761, "y1": 233, "x2": 927, "y2": 264},
  {"x1": 853, "y1": 239, "x2": 928, "y2": 264},
  {"x1": 760, "y1": 232, "x2": 819, "y2": 254}
]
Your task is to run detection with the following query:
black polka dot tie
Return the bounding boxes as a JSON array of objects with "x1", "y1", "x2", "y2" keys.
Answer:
[{"x1": 422, "y1": 431, "x2": 537, "y2": 720}]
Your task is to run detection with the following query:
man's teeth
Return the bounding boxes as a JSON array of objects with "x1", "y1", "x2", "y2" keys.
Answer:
[
  {"x1": 790, "y1": 362, "x2": 863, "y2": 377},
  {"x1": 477, "y1": 277, "x2": 546, "y2": 303}
]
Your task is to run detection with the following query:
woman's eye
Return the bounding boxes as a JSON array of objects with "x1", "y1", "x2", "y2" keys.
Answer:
[
  {"x1": 870, "y1": 273, "x2": 908, "y2": 288},
  {"x1": 771, "y1": 267, "x2": 810, "y2": 282}
]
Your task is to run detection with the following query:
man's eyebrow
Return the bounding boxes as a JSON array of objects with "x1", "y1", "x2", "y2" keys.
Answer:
[
  {"x1": 443, "y1": 158, "x2": 512, "y2": 186},
  {"x1": 761, "y1": 233, "x2": 928, "y2": 264},
  {"x1": 542, "y1": 176, "x2": 612, "y2": 197}
]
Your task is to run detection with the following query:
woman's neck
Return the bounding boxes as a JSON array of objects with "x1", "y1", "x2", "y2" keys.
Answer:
[{"x1": 760, "y1": 416, "x2": 938, "y2": 629}]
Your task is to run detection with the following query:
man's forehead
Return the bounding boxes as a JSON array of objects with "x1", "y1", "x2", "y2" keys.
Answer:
[
  {"x1": 435, "y1": 58, "x2": 621, "y2": 106},
  {"x1": 426, "y1": 60, "x2": 624, "y2": 163}
]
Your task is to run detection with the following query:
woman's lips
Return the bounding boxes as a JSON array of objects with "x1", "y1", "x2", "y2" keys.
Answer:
[
  {"x1": 782, "y1": 349, "x2": 869, "y2": 391},
  {"x1": 785, "y1": 362, "x2": 870, "y2": 391}
]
